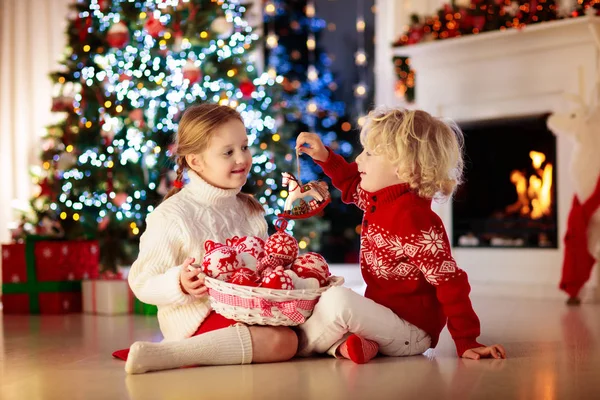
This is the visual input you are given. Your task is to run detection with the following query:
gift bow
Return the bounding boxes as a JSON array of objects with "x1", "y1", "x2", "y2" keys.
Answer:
[
  {"x1": 258, "y1": 298, "x2": 306, "y2": 324},
  {"x1": 99, "y1": 270, "x2": 124, "y2": 280}
]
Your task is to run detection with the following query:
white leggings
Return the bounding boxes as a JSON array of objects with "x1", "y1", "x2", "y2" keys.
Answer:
[{"x1": 297, "y1": 286, "x2": 431, "y2": 357}]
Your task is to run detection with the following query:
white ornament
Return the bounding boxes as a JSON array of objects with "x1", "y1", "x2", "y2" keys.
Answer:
[
  {"x1": 284, "y1": 270, "x2": 320, "y2": 290},
  {"x1": 239, "y1": 252, "x2": 258, "y2": 272},
  {"x1": 211, "y1": 17, "x2": 234, "y2": 38}
]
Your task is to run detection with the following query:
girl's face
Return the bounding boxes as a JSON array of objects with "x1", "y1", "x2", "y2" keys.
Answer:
[
  {"x1": 355, "y1": 143, "x2": 403, "y2": 193},
  {"x1": 187, "y1": 119, "x2": 252, "y2": 190}
]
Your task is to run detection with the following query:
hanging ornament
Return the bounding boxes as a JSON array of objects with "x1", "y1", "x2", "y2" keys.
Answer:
[
  {"x1": 112, "y1": 192, "x2": 128, "y2": 207},
  {"x1": 106, "y1": 22, "x2": 129, "y2": 49},
  {"x1": 183, "y1": 60, "x2": 202, "y2": 84},
  {"x1": 76, "y1": 15, "x2": 93, "y2": 42},
  {"x1": 128, "y1": 109, "x2": 145, "y2": 127},
  {"x1": 51, "y1": 95, "x2": 74, "y2": 112},
  {"x1": 280, "y1": 149, "x2": 331, "y2": 219},
  {"x1": 173, "y1": 30, "x2": 184, "y2": 52},
  {"x1": 211, "y1": 16, "x2": 234, "y2": 38},
  {"x1": 38, "y1": 178, "x2": 53, "y2": 198},
  {"x1": 99, "y1": 0, "x2": 111, "y2": 12},
  {"x1": 98, "y1": 215, "x2": 111, "y2": 231},
  {"x1": 144, "y1": 13, "x2": 163, "y2": 38},
  {"x1": 239, "y1": 79, "x2": 255, "y2": 98}
]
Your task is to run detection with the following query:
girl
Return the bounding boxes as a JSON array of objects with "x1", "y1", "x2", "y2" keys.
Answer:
[
  {"x1": 295, "y1": 107, "x2": 506, "y2": 363},
  {"x1": 115, "y1": 104, "x2": 298, "y2": 374}
]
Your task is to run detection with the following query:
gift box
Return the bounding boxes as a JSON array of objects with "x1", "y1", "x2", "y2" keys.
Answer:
[
  {"x1": 1, "y1": 236, "x2": 99, "y2": 314},
  {"x1": 82, "y1": 271, "x2": 134, "y2": 315},
  {"x1": 133, "y1": 297, "x2": 158, "y2": 315}
]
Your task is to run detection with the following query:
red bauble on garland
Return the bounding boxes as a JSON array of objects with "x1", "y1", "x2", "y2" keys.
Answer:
[
  {"x1": 107, "y1": 22, "x2": 129, "y2": 49},
  {"x1": 239, "y1": 80, "x2": 255, "y2": 98}
]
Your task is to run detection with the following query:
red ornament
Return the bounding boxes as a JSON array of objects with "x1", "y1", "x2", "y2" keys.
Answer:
[
  {"x1": 291, "y1": 252, "x2": 330, "y2": 287},
  {"x1": 228, "y1": 268, "x2": 259, "y2": 287},
  {"x1": 112, "y1": 192, "x2": 128, "y2": 207},
  {"x1": 99, "y1": 0, "x2": 111, "y2": 12},
  {"x1": 144, "y1": 14, "x2": 163, "y2": 38},
  {"x1": 261, "y1": 231, "x2": 299, "y2": 269},
  {"x1": 233, "y1": 236, "x2": 266, "y2": 260},
  {"x1": 239, "y1": 80, "x2": 255, "y2": 98},
  {"x1": 128, "y1": 109, "x2": 145, "y2": 127},
  {"x1": 183, "y1": 60, "x2": 202, "y2": 84},
  {"x1": 202, "y1": 240, "x2": 242, "y2": 281},
  {"x1": 107, "y1": 22, "x2": 129, "y2": 49},
  {"x1": 260, "y1": 266, "x2": 295, "y2": 290}
]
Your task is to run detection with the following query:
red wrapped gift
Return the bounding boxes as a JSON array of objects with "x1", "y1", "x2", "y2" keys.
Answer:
[{"x1": 1, "y1": 236, "x2": 99, "y2": 314}]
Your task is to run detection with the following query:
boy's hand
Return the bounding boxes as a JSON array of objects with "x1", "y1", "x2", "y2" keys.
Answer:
[
  {"x1": 296, "y1": 132, "x2": 329, "y2": 162},
  {"x1": 462, "y1": 344, "x2": 507, "y2": 360},
  {"x1": 179, "y1": 257, "x2": 208, "y2": 298}
]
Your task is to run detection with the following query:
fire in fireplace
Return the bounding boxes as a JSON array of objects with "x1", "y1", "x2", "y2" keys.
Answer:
[{"x1": 451, "y1": 114, "x2": 558, "y2": 249}]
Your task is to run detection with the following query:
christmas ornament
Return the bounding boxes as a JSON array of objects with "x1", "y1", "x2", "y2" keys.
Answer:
[
  {"x1": 106, "y1": 22, "x2": 129, "y2": 49},
  {"x1": 284, "y1": 269, "x2": 320, "y2": 290},
  {"x1": 281, "y1": 171, "x2": 330, "y2": 219},
  {"x1": 260, "y1": 266, "x2": 295, "y2": 290},
  {"x1": 233, "y1": 236, "x2": 266, "y2": 260},
  {"x1": 211, "y1": 16, "x2": 234, "y2": 38},
  {"x1": 51, "y1": 95, "x2": 74, "y2": 112},
  {"x1": 144, "y1": 14, "x2": 163, "y2": 38},
  {"x1": 99, "y1": 0, "x2": 111, "y2": 12},
  {"x1": 292, "y1": 252, "x2": 331, "y2": 287},
  {"x1": 258, "y1": 227, "x2": 299, "y2": 272},
  {"x1": 112, "y1": 192, "x2": 129, "y2": 207},
  {"x1": 183, "y1": 60, "x2": 202, "y2": 84},
  {"x1": 128, "y1": 109, "x2": 145, "y2": 127},
  {"x1": 227, "y1": 267, "x2": 259, "y2": 287},
  {"x1": 201, "y1": 240, "x2": 242, "y2": 281},
  {"x1": 239, "y1": 79, "x2": 256, "y2": 98}
]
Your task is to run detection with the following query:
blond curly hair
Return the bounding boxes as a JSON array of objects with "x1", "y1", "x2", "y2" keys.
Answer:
[{"x1": 360, "y1": 107, "x2": 464, "y2": 200}]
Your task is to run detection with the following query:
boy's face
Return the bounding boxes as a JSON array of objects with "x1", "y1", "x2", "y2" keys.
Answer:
[
  {"x1": 186, "y1": 119, "x2": 252, "y2": 190},
  {"x1": 355, "y1": 147, "x2": 403, "y2": 193}
]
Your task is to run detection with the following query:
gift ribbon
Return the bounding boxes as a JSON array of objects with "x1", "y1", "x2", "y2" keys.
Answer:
[{"x1": 209, "y1": 289, "x2": 318, "y2": 324}]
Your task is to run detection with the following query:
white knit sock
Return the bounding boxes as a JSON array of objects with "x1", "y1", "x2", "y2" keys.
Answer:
[{"x1": 125, "y1": 324, "x2": 253, "y2": 374}]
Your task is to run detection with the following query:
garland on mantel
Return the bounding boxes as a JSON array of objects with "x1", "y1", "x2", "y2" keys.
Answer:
[{"x1": 393, "y1": 0, "x2": 600, "y2": 102}]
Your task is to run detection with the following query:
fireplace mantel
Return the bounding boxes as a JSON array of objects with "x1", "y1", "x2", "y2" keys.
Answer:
[
  {"x1": 393, "y1": 16, "x2": 600, "y2": 64},
  {"x1": 377, "y1": 15, "x2": 600, "y2": 300}
]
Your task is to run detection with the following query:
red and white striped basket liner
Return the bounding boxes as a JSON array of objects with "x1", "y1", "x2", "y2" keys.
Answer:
[{"x1": 204, "y1": 275, "x2": 345, "y2": 326}]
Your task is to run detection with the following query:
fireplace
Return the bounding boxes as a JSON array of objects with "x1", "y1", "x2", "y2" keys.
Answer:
[
  {"x1": 382, "y1": 16, "x2": 600, "y2": 300},
  {"x1": 452, "y1": 114, "x2": 558, "y2": 249}
]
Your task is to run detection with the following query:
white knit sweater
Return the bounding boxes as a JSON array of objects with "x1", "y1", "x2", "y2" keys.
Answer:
[{"x1": 128, "y1": 171, "x2": 268, "y2": 341}]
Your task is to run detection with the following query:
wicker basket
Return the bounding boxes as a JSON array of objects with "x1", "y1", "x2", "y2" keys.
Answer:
[{"x1": 204, "y1": 275, "x2": 345, "y2": 326}]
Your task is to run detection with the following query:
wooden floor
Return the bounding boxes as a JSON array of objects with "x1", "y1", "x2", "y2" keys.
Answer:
[{"x1": 1, "y1": 296, "x2": 599, "y2": 400}]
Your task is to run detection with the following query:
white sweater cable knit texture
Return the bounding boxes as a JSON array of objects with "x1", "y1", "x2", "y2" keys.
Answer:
[{"x1": 128, "y1": 171, "x2": 268, "y2": 341}]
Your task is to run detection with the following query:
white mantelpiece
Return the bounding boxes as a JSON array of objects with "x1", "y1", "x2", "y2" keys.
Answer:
[{"x1": 376, "y1": 15, "x2": 600, "y2": 300}]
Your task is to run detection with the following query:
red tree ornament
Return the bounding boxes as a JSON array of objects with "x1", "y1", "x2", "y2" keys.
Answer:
[
  {"x1": 107, "y1": 22, "x2": 129, "y2": 49},
  {"x1": 239, "y1": 80, "x2": 255, "y2": 98},
  {"x1": 144, "y1": 14, "x2": 163, "y2": 38},
  {"x1": 183, "y1": 60, "x2": 202, "y2": 84}
]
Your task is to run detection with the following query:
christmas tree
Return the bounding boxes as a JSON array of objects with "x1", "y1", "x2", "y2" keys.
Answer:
[
  {"x1": 263, "y1": 0, "x2": 363, "y2": 254},
  {"x1": 27, "y1": 0, "x2": 315, "y2": 271}
]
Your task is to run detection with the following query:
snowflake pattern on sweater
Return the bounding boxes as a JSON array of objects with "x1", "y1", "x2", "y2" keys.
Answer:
[{"x1": 361, "y1": 223, "x2": 461, "y2": 284}]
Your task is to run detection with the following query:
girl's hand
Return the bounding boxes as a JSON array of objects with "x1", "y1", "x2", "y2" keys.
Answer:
[
  {"x1": 462, "y1": 344, "x2": 507, "y2": 360},
  {"x1": 296, "y1": 132, "x2": 329, "y2": 162},
  {"x1": 179, "y1": 257, "x2": 208, "y2": 298}
]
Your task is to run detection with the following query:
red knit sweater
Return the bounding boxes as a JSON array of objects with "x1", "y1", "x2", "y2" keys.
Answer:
[{"x1": 318, "y1": 150, "x2": 484, "y2": 356}]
